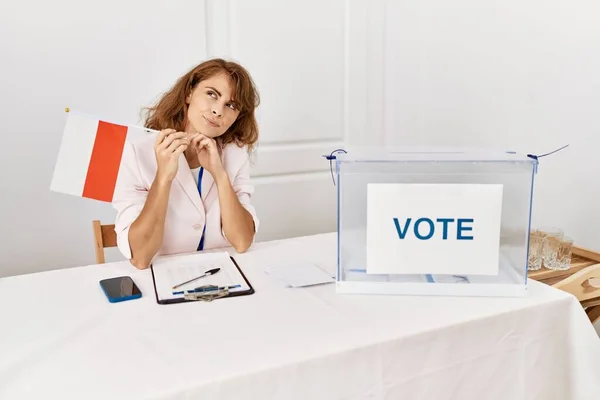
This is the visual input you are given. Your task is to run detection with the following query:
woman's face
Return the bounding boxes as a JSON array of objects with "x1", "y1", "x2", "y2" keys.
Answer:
[{"x1": 185, "y1": 73, "x2": 240, "y2": 138}]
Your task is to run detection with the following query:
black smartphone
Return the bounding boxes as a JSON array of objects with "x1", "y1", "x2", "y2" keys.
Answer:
[{"x1": 99, "y1": 276, "x2": 142, "y2": 303}]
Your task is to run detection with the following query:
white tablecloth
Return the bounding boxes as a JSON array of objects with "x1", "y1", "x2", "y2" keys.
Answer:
[{"x1": 1, "y1": 233, "x2": 599, "y2": 399}]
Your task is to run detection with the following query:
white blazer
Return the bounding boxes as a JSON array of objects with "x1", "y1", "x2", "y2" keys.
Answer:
[{"x1": 112, "y1": 135, "x2": 259, "y2": 260}]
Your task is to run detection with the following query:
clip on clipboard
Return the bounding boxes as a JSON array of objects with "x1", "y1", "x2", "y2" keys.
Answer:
[{"x1": 150, "y1": 251, "x2": 254, "y2": 305}]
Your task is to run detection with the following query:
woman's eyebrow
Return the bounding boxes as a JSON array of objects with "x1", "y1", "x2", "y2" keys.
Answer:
[{"x1": 206, "y1": 86, "x2": 222, "y2": 97}]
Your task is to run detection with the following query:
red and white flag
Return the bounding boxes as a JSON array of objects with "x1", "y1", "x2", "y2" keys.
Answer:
[{"x1": 50, "y1": 110, "x2": 154, "y2": 202}]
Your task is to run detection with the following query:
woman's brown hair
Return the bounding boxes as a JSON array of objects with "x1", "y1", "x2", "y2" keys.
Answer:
[{"x1": 143, "y1": 58, "x2": 260, "y2": 152}]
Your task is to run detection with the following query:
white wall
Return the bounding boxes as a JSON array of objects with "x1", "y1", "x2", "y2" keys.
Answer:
[
  {"x1": 383, "y1": 0, "x2": 600, "y2": 250},
  {"x1": 0, "y1": 0, "x2": 354, "y2": 277},
  {"x1": 1, "y1": 0, "x2": 599, "y2": 278},
  {"x1": 0, "y1": 0, "x2": 212, "y2": 276}
]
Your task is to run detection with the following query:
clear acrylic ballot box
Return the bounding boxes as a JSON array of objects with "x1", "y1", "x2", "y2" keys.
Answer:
[{"x1": 331, "y1": 147, "x2": 538, "y2": 297}]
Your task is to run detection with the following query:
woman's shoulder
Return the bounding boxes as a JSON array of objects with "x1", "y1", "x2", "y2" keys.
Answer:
[
  {"x1": 221, "y1": 141, "x2": 252, "y2": 171},
  {"x1": 120, "y1": 133, "x2": 157, "y2": 170},
  {"x1": 131, "y1": 132, "x2": 156, "y2": 152},
  {"x1": 222, "y1": 141, "x2": 250, "y2": 158},
  {"x1": 223, "y1": 143, "x2": 249, "y2": 163}
]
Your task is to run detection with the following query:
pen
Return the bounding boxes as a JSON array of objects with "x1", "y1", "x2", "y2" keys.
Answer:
[
  {"x1": 172, "y1": 284, "x2": 241, "y2": 295},
  {"x1": 172, "y1": 268, "x2": 221, "y2": 290}
]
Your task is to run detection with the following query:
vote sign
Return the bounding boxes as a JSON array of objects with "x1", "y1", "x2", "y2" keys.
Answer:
[{"x1": 366, "y1": 183, "x2": 503, "y2": 276}]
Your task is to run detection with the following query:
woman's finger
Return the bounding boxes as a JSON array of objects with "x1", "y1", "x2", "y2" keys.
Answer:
[
  {"x1": 160, "y1": 131, "x2": 188, "y2": 149},
  {"x1": 190, "y1": 133, "x2": 203, "y2": 148},
  {"x1": 196, "y1": 137, "x2": 215, "y2": 151},
  {"x1": 173, "y1": 143, "x2": 188, "y2": 158},
  {"x1": 166, "y1": 138, "x2": 189, "y2": 153},
  {"x1": 155, "y1": 129, "x2": 176, "y2": 146}
]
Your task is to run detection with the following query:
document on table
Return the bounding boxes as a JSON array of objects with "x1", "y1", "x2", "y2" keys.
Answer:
[
  {"x1": 151, "y1": 251, "x2": 251, "y2": 301},
  {"x1": 264, "y1": 261, "x2": 334, "y2": 288}
]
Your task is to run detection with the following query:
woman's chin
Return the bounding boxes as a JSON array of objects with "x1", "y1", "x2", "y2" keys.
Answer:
[{"x1": 203, "y1": 127, "x2": 224, "y2": 138}]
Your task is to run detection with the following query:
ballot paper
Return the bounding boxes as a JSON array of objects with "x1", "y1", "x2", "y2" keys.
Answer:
[
  {"x1": 152, "y1": 251, "x2": 250, "y2": 302},
  {"x1": 264, "y1": 261, "x2": 334, "y2": 288}
]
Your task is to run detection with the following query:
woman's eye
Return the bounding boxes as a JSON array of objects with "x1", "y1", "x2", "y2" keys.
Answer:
[
  {"x1": 227, "y1": 103, "x2": 236, "y2": 110},
  {"x1": 207, "y1": 91, "x2": 217, "y2": 99}
]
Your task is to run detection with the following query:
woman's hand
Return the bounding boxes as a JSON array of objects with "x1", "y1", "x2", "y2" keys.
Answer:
[
  {"x1": 154, "y1": 129, "x2": 190, "y2": 183},
  {"x1": 191, "y1": 134, "x2": 225, "y2": 177}
]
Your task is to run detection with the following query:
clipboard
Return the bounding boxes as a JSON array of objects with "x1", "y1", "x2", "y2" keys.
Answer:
[{"x1": 149, "y1": 251, "x2": 254, "y2": 305}]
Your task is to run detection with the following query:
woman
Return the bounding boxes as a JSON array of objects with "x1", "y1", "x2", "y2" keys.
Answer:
[{"x1": 112, "y1": 58, "x2": 260, "y2": 269}]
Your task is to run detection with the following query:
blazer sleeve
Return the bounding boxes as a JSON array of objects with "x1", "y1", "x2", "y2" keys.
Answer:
[
  {"x1": 231, "y1": 154, "x2": 260, "y2": 234},
  {"x1": 221, "y1": 149, "x2": 259, "y2": 245},
  {"x1": 111, "y1": 141, "x2": 148, "y2": 260}
]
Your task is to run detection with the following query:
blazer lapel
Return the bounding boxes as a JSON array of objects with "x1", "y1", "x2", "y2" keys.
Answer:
[
  {"x1": 174, "y1": 155, "x2": 204, "y2": 215},
  {"x1": 200, "y1": 143, "x2": 227, "y2": 209},
  {"x1": 201, "y1": 171, "x2": 223, "y2": 220},
  {"x1": 200, "y1": 168, "x2": 216, "y2": 203}
]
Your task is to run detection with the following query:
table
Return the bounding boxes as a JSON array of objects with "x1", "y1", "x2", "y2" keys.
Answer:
[{"x1": 1, "y1": 233, "x2": 600, "y2": 400}]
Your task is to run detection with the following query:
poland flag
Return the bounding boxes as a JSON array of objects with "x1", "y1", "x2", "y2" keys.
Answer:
[{"x1": 50, "y1": 110, "x2": 154, "y2": 202}]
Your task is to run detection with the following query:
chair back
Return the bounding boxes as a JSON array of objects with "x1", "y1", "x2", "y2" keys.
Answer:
[{"x1": 92, "y1": 220, "x2": 117, "y2": 264}]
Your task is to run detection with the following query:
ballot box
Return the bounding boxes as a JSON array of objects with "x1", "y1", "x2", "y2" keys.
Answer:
[{"x1": 331, "y1": 147, "x2": 538, "y2": 297}]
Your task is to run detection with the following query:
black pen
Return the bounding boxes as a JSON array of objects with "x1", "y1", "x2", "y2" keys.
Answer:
[{"x1": 172, "y1": 268, "x2": 221, "y2": 289}]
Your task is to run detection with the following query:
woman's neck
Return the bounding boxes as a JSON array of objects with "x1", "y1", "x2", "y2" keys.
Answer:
[
  {"x1": 184, "y1": 147, "x2": 200, "y2": 169},
  {"x1": 182, "y1": 121, "x2": 201, "y2": 169}
]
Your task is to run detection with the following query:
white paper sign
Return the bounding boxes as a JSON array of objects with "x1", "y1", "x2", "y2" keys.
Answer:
[{"x1": 366, "y1": 183, "x2": 503, "y2": 276}]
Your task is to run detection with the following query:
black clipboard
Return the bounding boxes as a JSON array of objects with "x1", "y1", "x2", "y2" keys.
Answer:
[{"x1": 150, "y1": 255, "x2": 255, "y2": 305}]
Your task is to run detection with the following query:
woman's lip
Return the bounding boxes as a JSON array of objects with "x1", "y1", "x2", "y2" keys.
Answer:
[{"x1": 203, "y1": 116, "x2": 219, "y2": 127}]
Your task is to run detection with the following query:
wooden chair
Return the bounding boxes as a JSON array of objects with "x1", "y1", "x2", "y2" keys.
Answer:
[{"x1": 92, "y1": 220, "x2": 117, "y2": 264}]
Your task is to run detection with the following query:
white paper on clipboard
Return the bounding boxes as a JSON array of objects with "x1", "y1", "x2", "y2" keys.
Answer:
[{"x1": 152, "y1": 251, "x2": 250, "y2": 301}]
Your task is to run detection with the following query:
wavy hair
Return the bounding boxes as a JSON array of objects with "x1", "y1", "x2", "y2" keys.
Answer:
[{"x1": 143, "y1": 58, "x2": 260, "y2": 152}]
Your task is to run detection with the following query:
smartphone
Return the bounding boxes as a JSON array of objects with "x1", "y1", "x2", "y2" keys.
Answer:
[{"x1": 99, "y1": 276, "x2": 142, "y2": 303}]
